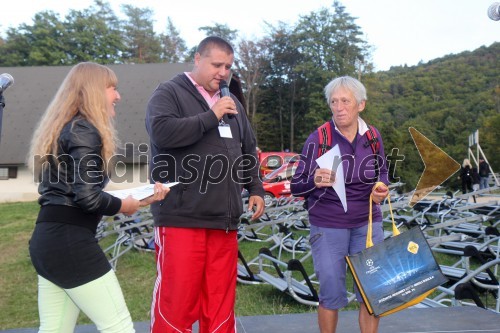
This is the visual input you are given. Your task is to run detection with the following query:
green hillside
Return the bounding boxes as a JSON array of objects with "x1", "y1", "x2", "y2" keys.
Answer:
[{"x1": 360, "y1": 43, "x2": 499, "y2": 190}]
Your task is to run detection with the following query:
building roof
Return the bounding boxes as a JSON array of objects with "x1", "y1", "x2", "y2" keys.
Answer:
[{"x1": 0, "y1": 63, "x2": 193, "y2": 165}]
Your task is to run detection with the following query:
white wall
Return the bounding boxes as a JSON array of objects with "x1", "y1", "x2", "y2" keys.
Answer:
[{"x1": 0, "y1": 164, "x2": 150, "y2": 203}]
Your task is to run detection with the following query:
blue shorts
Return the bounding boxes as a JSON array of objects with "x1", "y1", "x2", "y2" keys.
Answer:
[{"x1": 309, "y1": 222, "x2": 384, "y2": 310}]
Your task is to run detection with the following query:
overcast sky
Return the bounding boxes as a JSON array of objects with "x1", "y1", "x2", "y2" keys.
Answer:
[{"x1": 1, "y1": 0, "x2": 498, "y2": 71}]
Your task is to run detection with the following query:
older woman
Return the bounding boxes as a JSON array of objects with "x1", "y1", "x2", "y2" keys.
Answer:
[{"x1": 291, "y1": 76, "x2": 389, "y2": 333}]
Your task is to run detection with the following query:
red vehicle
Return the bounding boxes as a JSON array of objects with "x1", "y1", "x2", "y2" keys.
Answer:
[
  {"x1": 262, "y1": 160, "x2": 300, "y2": 206},
  {"x1": 258, "y1": 151, "x2": 298, "y2": 177}
]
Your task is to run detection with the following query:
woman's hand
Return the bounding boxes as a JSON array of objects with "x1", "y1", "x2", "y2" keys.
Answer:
[
  {"x1": 120, "y1": 195, "x2": 141, "y2": 216},
  {"x1": 371, "y1": 182, "x2": 389, "y2": 204},
  {"x1": 140, "y1": 182, "x2": 170, "y2": 207},
  {"x1": 314, "y1": 168, "x2": 336, "y2": 188}
]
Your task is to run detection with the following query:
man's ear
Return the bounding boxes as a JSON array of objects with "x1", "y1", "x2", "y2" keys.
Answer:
[{"x1": 193, "y1": 52, "x2": 201, "y2": 66}]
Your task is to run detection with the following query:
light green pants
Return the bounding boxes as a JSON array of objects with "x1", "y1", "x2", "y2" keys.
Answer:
[{"x1": 37, "y1": 270, "x2": 135, "y2": 333}]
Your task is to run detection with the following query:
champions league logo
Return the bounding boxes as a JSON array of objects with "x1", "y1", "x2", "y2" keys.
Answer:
[{"x1": 365, "y1": 258, "x2": 380, "y2": 275}]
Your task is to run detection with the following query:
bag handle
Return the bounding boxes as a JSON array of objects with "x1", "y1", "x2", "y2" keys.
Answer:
[{"x1": 367, "y1": 182, "x2": 400, "y2": 248}]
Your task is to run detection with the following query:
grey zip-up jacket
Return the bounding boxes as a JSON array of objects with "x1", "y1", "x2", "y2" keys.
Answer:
[{"x1": 145, "y1": 74, "x2": 264, "y2": 231}]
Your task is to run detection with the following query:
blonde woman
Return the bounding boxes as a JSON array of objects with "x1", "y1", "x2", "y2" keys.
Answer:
[
  {"x1": 28, "y1": 62, "x2": 169, "y2": 333},
  {"x1": 460, "y1": 158, "x2": 473, "y2": 194}
]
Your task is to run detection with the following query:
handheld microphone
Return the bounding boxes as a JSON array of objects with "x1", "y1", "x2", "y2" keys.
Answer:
[
  {"x1": 219, "y1": 79, "x2": 230, "y2": 97},
  {"x1": 0, "y1": 73, "x2": 14, "y2": 94},
  {"x1": 488, "y1": 2, "x2": 500, "y2": 21},
  {"x1": 219, "y1": 79, "x2": 234, "y2": 119}
]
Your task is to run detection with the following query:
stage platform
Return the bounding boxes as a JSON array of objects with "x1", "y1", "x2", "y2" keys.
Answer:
[{"x1": 2, "y1": 307, "x2": 499, "y2": 333}]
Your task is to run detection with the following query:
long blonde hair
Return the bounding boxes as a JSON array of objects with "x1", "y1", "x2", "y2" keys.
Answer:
[{"x1": 28, "y1": 62, "x2": 118, "y2": 173}]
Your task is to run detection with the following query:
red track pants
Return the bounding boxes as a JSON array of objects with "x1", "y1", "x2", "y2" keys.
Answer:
[{"x1": 150, "y1": 227, "x2": 238, "y2": 333}]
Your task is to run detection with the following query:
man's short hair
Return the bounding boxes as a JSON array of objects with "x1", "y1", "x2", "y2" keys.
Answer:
[{"x1": 196, "y1": 36, "x2": 234, "y2": 56}]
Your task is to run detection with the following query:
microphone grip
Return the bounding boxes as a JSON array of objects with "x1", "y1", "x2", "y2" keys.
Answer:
[
  {"x1": 219, "y1": 80, "x2": 234, "y2": 119},
  {"x1": 220, "y1": 86, "x2": 230, "y2": 98},
  {"x1": 223, "y1": 89, "x2": 234, "y2": 119}
]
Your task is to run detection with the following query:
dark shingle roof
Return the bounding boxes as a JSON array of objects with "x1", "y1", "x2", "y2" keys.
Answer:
[{"x1": 0, "y1": 63, "x2": 193, "y2": 165}]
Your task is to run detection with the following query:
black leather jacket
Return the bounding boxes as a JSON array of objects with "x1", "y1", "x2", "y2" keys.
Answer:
[{"x1": 37, "y1": 115, "x2": 121, "y2": 216}]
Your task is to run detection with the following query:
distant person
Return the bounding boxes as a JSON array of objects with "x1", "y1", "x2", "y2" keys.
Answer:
[
  {"x1": 291, "y1": 76, "x2": 389, "y2": 333},
  {"x1": 145, "y1": 36, "x2": 265, "y2": 333},
  {"x1": 28, "y1": 62, "x2": 169, "y2": 333},
  {"x1": 479, "y1": 157, "x2": 490, "y2": 189},
  {"x1": 471, "y1": 166, "x2": 481, "y2": 203},
  {"x1": 459, "y1": 159, "x2": 473, "y2": 194},
  {"x1": 472, "y1": 167, "x2": 480, "y2": 192}
]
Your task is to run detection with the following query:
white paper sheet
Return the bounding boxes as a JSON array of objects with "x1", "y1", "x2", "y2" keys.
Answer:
[
  {"x1": 315, "y1": 144, "x2": 347, "y2": 212},
  {"x1": 106, "y1": 182, "x2": 179, "y2": 201}
]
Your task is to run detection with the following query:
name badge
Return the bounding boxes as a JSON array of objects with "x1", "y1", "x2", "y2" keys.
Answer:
[{"x1": 218, "y1": 124, "x2": 233, "y2": 138}]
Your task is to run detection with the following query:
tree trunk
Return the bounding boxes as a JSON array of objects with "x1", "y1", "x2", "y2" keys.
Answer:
[
  {"x1": 279, "y1": 93, "x2": 284, "y2": 151},
  {"x1": 289, "y1": 82, "x2": 296, "y2": 152}
]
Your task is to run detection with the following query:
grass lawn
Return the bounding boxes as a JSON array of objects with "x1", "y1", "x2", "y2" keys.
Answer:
[
  {"x1": 0, "y1": 201, "x2": 317, "y2": 330},
  {"x1": 1, "y1": 199, "x2": 496, "y2": 330}
]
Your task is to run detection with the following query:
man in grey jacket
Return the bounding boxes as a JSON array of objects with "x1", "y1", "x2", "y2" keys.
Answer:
[{"x1": 146, "y1": 36, "x2": 265, "y2": 333}]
